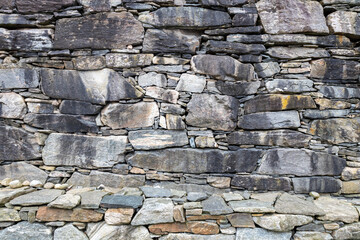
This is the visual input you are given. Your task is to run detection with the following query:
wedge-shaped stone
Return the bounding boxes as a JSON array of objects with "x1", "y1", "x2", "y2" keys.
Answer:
[
  {"x1": 132, "y1": 198, "x2": 174, "y2": 225},
  {"x1": 309, "y1": 118, "x2": 360, "y2": 144},
  {"x1": 54, "y1": 12, "x2": 144, "y2": 49},
  {"x1": 10, "y1": 189, "x2": 63, "y2": 206},
  {"x1": 54, "y1": 224, "x2": 88, "y2": 240},
  {"x1": 41, "y1": 69, "x2": 142, "y2": 105},
  {"x1": 0, "y1": 222, "x2": 52, "y2": 240},
  {"x1": 186, "y1": 94, "x2": 238, "y2": 131},
  {"x1": 256, "y1": 0, "x2": 328, "y2": 34},
  {"x1": 0, "y1": 93, "x2": 26, "y2": 119},
  {"x1": 0, "y1": 187, "x2": 35, "y2": 205},
  {"x1": 0, "y1": 28, "x2": 53, "y2": 51},
  {"x1": 0, "y1": 163, "x2": 47, "y2": 187},
  {"x1": 229, "y1": 200, "x2": 275, "y2": 213},
  {"x1": 236, "y1": 228, "x2": 291, "y2": 240},
  {"x1": 202, "y1": 195, "x2": 233, "y2": 215},
  {"x1": 238, "y1": 111, "x2": 300, "y2": 130},
  {"x1": 215, "y1": 81, "x2": 260, "y2": 96},
  {"x1": 253, "y1": 214, "x2": 313, "y2": 232},
  {"x1": 43, "y1": 133, "x2": 127, "y2": 168},
  {"x1": 36, "y1": 206, "x2": 103, "y2": 222},
  {"x1": 266, "y1": 79, "x2": 315, "y2": 93},
  {"x1": 129, "y1": 130, "x2": 188, "y2": 150},
  {"x1": 315, "y1": 197, "x2": 359, "y2": 223},
  {"x1": 16, "y1": 0, "x2": 76, "y2": 13},
  {"x1": 59, "y1": 100, "x2": 102, "y2": 115},
  {"x1": 127, "y1": 148, "x2": 261, "y2": 174},
  {"x1": 143, "y1": 29, "x2": 201, "y2": 54},
  {"x1": 88, "y1": 223, "x2": 151, "y2": 240},
  {"x1": 0, "y1": 68, "x2": 39, "y2": 89},
  {"x1": 244, "y1": 94, "x2": 316, "y2": 114},
  {"x1": 0, "y1": 126, "x2": 40, "y2": 160},
  {"x1": 258, "y1": 149, "x2": 346, "y2": 176},
  {"x1": 267, "y1": 47, "x2": 329, "y2": 59},
  {"x1": 206, "y1": 40, "x2": 265, "y2": 55},
  {"x1": 228, "y1": 130, "x2": 311, "y2": 147},
  {"x1": 333, "y1": 223, "x2": 360, "y2": 240},
  {"x1": 275, "y1": 193, "x2": 325, "y2": 216},
  {"x1": 293, "y1": 177, "x2": 341, "y2": 193},
  {"x1": 139, "y1": 7, "x2": 231, "y2": 29},
  {"x1": 319, "y1": 86, "x2": 360, "y2": 99},
  {"x1": 327, "y1": 11, "x2": 360, "y2": 38},
  {"x1": 101, "y1": 102, "x2": 159, "y2": 129},
  {"x1": 231, "y1": 175, "x2": 291, "y2": 191},
  {"x1": 191, "y1": 55, "x2": 254, "y2": 81},
  {"x1": 106, "y1": 54, "x2": 153, "y2": 68}
]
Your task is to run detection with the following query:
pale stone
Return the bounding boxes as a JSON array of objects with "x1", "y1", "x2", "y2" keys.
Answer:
[
  {"x1": 138, "y1": 72, "x2": 167, "y2": 88},
  {"x1": 175, "y1": 74, "x2": 206, "y2": 93},
  {"x1": 105, "y1": 208, "x2": 134, "y2": 225},
  {"x1": 253, "y1": 214, "x2": 313, "y2": 232},
  {"x1": 229, "y1": 200, "x2": 275, "y2": 213},
  {"x1": 54, "y1": 224, "x2": 89, "y2": 240},
  {"x1": 327, "y1": 11, "x2": 360, "y2": 38},
  {"x1": 315, "y1": 197, "x2": 359, "y2": 223},
  {"x1": 0, "y1": 93, "x2": 26, "y2": 119},
  {"x1": 236, "y1": 228, "x2": 291, "y2": 240},
  {"x1": 274, "y1": 193, "x2": 325, "y2": 216},
  {"x1": 131, "y1": 198, "x2": 174, "y2": 225},
  {"x1": 48, "y1": 194, "x2": 81, "y2": 209}
]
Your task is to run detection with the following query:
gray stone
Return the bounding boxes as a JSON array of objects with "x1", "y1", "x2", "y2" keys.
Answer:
[
  {"x1": 205, "y1": 26, "x2": 262, "y2": 35},
  {"x1": 16, "y1": 0, "x2": 76, "y2": 13},
  {"x1": 145, "y1": 87, "x2": 179, "y2": 104},
  {"x1": 254, "y1": 62, "x2": 280, "y2": 78},
  {"x1": 0, "y1": 68, "x2": 39, "y2": 89},
  {"x1": 0, "y1": 221, "x2": 52, "y2": 240},
  {"x1": 315, "y1": 196, "x2": 359, "y2": 223},
  {"x1": 229, "y1": 200, "x2": 275, "y2": 213},
  {"x1": 238, "y1": 111, "x2": 301, "y2": 129},
  {"x1": 139, "y1": 7, "x2": 231, "y2": 29},
  {"x1": 186, "y1": 94, "x2": 238, "y2": 131},
  {"x1": 0, "y1": 0, "x2": 15, "y2": 10},
  {"x1": 228, "y1": 130, "x2": 311, "y2": 147},
  {"x1": 143, "y1": 65, "x2": 189, "y2": 73},
  {"x1": 43, "y1": 133, "x2": 127, "y2": 168},
  {"x1": 143, "y1": 29, "x2": 201, "y2": 54},
  {"x1": 101, "y1": 102, "x2": 159, "y2": 129},
  {"x1": 54, "y1": 224, "x2": 88, "y2": 240},
  {"x1": 275, "y1": 193, "x2": 325, "y2": 216},
  {"x1": 206, "y1": 40, "x2": 265, "y2": 55},
  {"x1": 138, "y1": 72, "x2": 167, "y2": 88},
  {"x1": 131, "y1": 198, "x2": 174, "y2": 225},
  {"x1": 24, "y1": 114, "x2": 98, "y2": 133},
  {"x1": 161, "y1": 234, "x2": 234, "y2": 240},
  {"x1": 215, "y1": 81, "x2": 260, "y2": 96},
  {"x1": 267, "y1": 47, "x2": 330, "y2": 59},
  {"x1": 294, "y1": 231, "x2": 332, "y2": 240},
  {"x1": 311, "y1": 59, "x2": 360, "y2": 83},
  {"x1": 202, "y1": 195, "x2": 233, "y2": 215},
  {"x1": 175, "y1": 74, "x2": 206, "y2": 93},
  {"x1": 231, "y1": 175, "x2": 292, "y2": 191},
  {"x1": 0, "y1": 162, "x2": 47, "y2": 184},
  {"x1": 79, "y1": 191, "x2": 109, "y2": 209},
  {"x1": 327, "y1": 11, "x2": 360, "y2": 38},
  {"x1": 256, "y1": 0, "x2": 328, "y2": 34},
  {"x1": 140, "y1": 186, "x2": 172, "y2": 198},
  {"x1": 333, "y1": 223, "x2": 360, "y2": 240},
  {"x1": 293, "y1": 177, "x2": 342, "y2": 193},
  {"x1": 253, "y1": 214, "x2": 313, "y2": 232},
  {"x1": 54, "y1": 12, "x2": 144, "y2": 49},
  {"x1": 319, "y1": 86, "x2": 360, "y2": 99},
  {"x1": 303, "y1": 109, "x2": 349, "y2": 119},
  {"x1": 10, "y1": 189, "x2": 63, "y2": 206},
  {"x1": 191, "y1": 55, "x2": 254, "y2": 81},
  {"x1": 48, "y1": 194, "x2": 81, "y2": 210},
  {"x1": 73, "y1": 56, "x2": 106, "y2": 70},
  {"x1": 0, "y1": 208, "x2": 20, "y2": 222},
  {"x1": 232, "y1": 12, "x2": 258, "y2": 26},
  {"x1": 187, "y1": 192, "x2": 208, "y2": 202},
  {"x1": 105, "y1": 54, "x2": 153, "y2": 68},
  {"x1": 266, "y1": 79, "x2": 315, "y2": 93},
  {"x1": 41, "y1": 69, "x2": 142, "y2": 105},
  {"x1": 0, "y1": 14, "x2": 36, "y2": 28},
  {"x1": 77, "y1": 0, "x2": 113, "y2": 12},
  {"x1": 202, "y1": 0, "x2": 246, "y2": 6},
  {"x1": 0, "y1": 187, "x2": 35, "y2": 205},
  {"x1": 236, "y1": 228, "x2": 291, "y2": 240},
  {"x1": 88, "y1": 223, "x2": 151, "y2": 240},
  {"x1": 59, "y1": 100, "x2": 102, "y2": 115},
  {"x1": 127, "y1": 148, "x2": 262, "y2": 174},
  {"x1": 100, "y1": 195, "x2": 143, "y2": 209},
  {"x1": 161, "y1": 103, "x2": 185, "y2": 115},
  {"x1": 297, "y1": 223, "x2": 325, "y2": 232},
  {"x1": 258, "y1": 149, "x2": 346, "y2": 176},
  {"x1": 129, "y1": 130, "x2": 188, "y2": 150}
]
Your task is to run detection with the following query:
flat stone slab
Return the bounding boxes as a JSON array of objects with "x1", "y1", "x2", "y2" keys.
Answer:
[
  {"x1": 79, "y1": 190, "x2": 109, "y2": 209},
  {"x1": 253, "y1": 214, "x2": 313, "y2": 232},
  {"x1": 16, "y1": 0, "x2": 76, "y2": 13},
  {"x1": 0, "y1": 187, "x2": 35, "y2": 205},
  {"x1": 10, "y1": 189, "x2": 63, "y2": 206},
  {"x1": 231, "y1": 175, "x2": 291, "y2": 191},
  {"x1": 202, "y1": 195, "x2": 233, "y2": 215},
  {"x1": 229, "y1": 200, "x2": 275, "y2": 213},
  {"x1": 131, "y1": 198, "x2": 174, "y2": 225},
  {"x1": 0, "y1": 162, "x2": 47, "y2": 184},
  {"x1": 0, "y1": 68, "x2": 39, "y2": 89},
  {"x1": 0, "y1": 221, "x2": 52, "y2": 240},
  {"x1": 54, "y1": 224, "x2": 88, "y2": 240},
  {"x1": 315, "y1": 197, "x2": 359, "y2": 223},
  {"x1": 236, "y1": 228, "x2": 291, "y2": 240},
  {"x1": 274, "y1": 193, "x2": 325, "y2": 216},
  {"x1": 36, "y1": 206, "x2": 103, "y2": 222},
  {"x1": 293, "y1": 177, "x2": 342, "y2": 193},
  {"x1": 100, "y1": 195, "x2": 144, "y2": 209}
]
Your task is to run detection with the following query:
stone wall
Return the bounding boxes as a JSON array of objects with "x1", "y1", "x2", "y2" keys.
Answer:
[{"x1": 0, "y1": 0, "x2": 360, "y2": 239}]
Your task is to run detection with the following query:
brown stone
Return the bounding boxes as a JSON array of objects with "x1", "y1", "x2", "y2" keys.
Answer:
[
  {"x1": 174, "y1": 205, "x2": 186, "y2": 223},
  {"x1": 187, "y1": 221, "x2": 219, "y2": 235},
  {"x1": 342, "y1": 181, "x2": 360, "y2": 194},
  {"x1": 36, "y1": 206, "x2": 103, "y2": 222},
  {"x1": 207, "y1": 177, "x2": 231, "y2": 188},
  {"x1": 227, "y1": 213, "x2": 255, "y2": 228},
  {"x1": 149, "y1": 223, "x2": 190, "y2": 235},
  {"x1": 105, "y1": 208, "x2": 134, "y2": 225}
]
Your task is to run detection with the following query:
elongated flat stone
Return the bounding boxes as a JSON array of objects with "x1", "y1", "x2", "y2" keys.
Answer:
[
  {"x1": 293, "y1": 177, "x2": 342, "y2": 193},
  {"x1": 41, "y1": 69, "x2": 142, "y2": 105},
  {"x1": 43, "y1": 133, "x2": 127, "y2": 168},
  {"x1": 266, "y1": 79, "x2": 315, "y2": 93},
  {"x1": 236, "y1": 228, "x2": 291, "y2": 240},
  {"x1": 229, "y1": 200, "x2": 275, "y2": 213},
  {"x1": 231, "y1": 175, "x2": 292, "y2": 191},
  {"x1": 36, "y1": 206, "x2": 103, "y2": 222},
  {"x1": 0, "y1": 187, "x2": 35, "y2": 205},
  {"x1": 16, "y1": 0, "x2": 76, "y2": 13},
  {"x1": 0, "y1": 14, "x2": 36, "y2": 28},
  {"x1": 59, "y1": 100, "x2": 102, "y2": 115},
  {"x1": 0, "y1": 68, "x2": 39, "y2": 89},
  {"x1": 319, "y1": 86, "x2": 360, "y2": 99},
  {"x1": 238, "y1": 111, "x2": 301, "y2": 129},
  {"x1": 10, "y1": 189, "x2": 63, "y2": 206},
  {"x1": 274, "y1": 193, "x2": 325, "y2": 216},
  {"x1": 131, "y1": 198, "x2": 174, "y2": 225},
  {"x1": 54, "y1": 12, "x2": 144, "y2": 49},
  {"x1": 303, "y1": 109, "x2": 349, "y2": 119},
  {"x1": 0, "y1": 222, "x2": 52, "y2": 240},
  {"x1": 315, "y1": 196, "x2": 359, "y2": 223},
  {"x1": 202, "y1": 0, "x2": 246, "y2": 6},
  {"x1": 267, "y1": 47, "x2": 329, "y2": 59},
  {"x1": 327, "y1": 11, "x2": 360, "y2": 38},
  {"x1": 127, "y1": 148, "x2": 261, "y2": 173},
  {"x1": 100, "y1": 195, "x2": 143, "y2": 209},
  {"x1": 311, "y1": 59, "x2": 360, "y2": 83},
  {"x1": 215, "y1": 81, "x2": 260, "y2": 96},
  {"x1": 0, "y1": 162, "x2": 47, "y2": 184},
  {"x1": 106, "y1": 54, "x2": 153, "y2": 68},
  {"x1": 202, "y1": 195, "x2": 233, "y2": 215},
  {"x1": 129, "y1": 130, "x2": 188, "y2": 150},
  {"x1": 253, "y1": 214, "x2": 313, "y2": 232},
  {"x1": 206, "y1": 40, "x2": 265, "y2": 55}
]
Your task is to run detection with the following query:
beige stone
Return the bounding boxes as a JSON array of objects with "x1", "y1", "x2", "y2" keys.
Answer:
[{"x1": 105, "y1": 208, "x2": 134, "y2": 225}]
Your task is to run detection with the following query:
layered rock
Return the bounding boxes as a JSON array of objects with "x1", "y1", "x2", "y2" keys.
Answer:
[
  {"x1": 0, "y1": 162, "x2": 47, "y2": 184},
  {"x1": 0, "y1": 68, "x2": 39, "y2": 89},
  {"x1": 238, "y1": 111, "x2": 301, "y2": 129},
  {"x1": 327, "y1": 11, "x2": 360, "y2": 38}
]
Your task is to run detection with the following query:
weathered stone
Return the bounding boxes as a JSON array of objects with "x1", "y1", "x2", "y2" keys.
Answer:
[
  {"x1": 0, "y1": 187, "x2": 35, "y2": 205},
  {"x1": 275, "y1": 193, "x2": 325, "y2": 216},
  {"x1": 0, "y1": 162, "x2": 47, "y2": 184},
  {"x1": 227, "y1": 213, "x2": 255, "y2": 228},
  {"x1": 143, "y1": 29, "x2": 201, "y2": 54},
  {"x1": 267, "y1": 47, "x2": 329, "y2": 59},
  {"x1": 77, "y1": 0, "x2": 115, "y2": 13},
  {"x1": 0, "y1": 221, "x2": 52, "y2": 240},
  {"x1": 0, "y1": 0, "x2": 15, "y2": 10},
  {"x1": 303, "y1": 109, "x2": 349, "y2": 119},
  {"x1": 48, "y1": 194, "x2": 81, "y2": 209},
  {"x1": 315, "y1": 98, "x2": 351, "y2": 110},
  {"x1": 315, "y1": 197, "x2": 359, "y2": 223},
  {"x1": 145, "y1": 87, "x2": 179, "y2": 104},
  {"x1": 232, "y1": 11, "x2": 258, "y2": 26},
  {"x1": 206, "y1": 40, "x2": 265, "y2": 55},
  {"x1": 319, "y1": 86, "x2": 360, "y2": 99},
  {"x1": 144, "y1": 65, "x2": 189, "y2": 73},
  {"x1": 36, "y1": 206, "x2": 103, "y2": 222},
  {"x1": 129, "y1": 130, "x2": 187, "y2": 150},
  {"x1": 187, "y1": 192, "x2": 208, "y2": 202},
  {"x1": 342, "y1": 167, "x2": 360, "y2": 181},
  {"x1": 105, "y1": 208, "x2": 134, "y2": 225},
  {"x1": 266, "y1": 79, "x2": 315, "y2": 93},
  {"x1": 231, "y1": 175, "x2": 292, "y2": 191},
  {"x1": 251, "y1": 192, "x2": 280, "y2": 204},
  {"x1": 141, "y1": 186, "x2": 172, "y2": 198},
  {"x1": 24, "y1": 114, "x2": 98, "y2": 133},
  {"x1": 153, "y1": 56, "x2": 189, "y2": 65},
  {"x1": 138, "y1": 72, "x2": 167, "y2": 88},
  {"x1": 186, "y1": 94, "x2": 238, "y2": 131},
  {"x1": 310, "y1": 59, "x2": 360, "y2": 82},
  {"x1": 139, "y1": 7, "x2": 231, "y2": 29},
  {"x1": 160, "y1": 233, "x2": 234, "y2": 240},
  {"x1": 41, "y1": 69, "x2": 142, "y2": 105},
  {"x1": 244, "y1": 94, "x2": 316, "y2": 114},
  {"x1": 149, "y1": 223, "x2": 190, "y2": 235},
  {"x1": 166, "y1": 114, "x2": 186, "y2": 130},
  {"x1": 127, "y1": 148, "x2": 261, "y2": 173},
  {"x1": 54, "y1": 12, "x2": 144, "y2": 49},
  {"x1": 205, "y1": 26, "x2": 262, "y2": 35},
  {"x1": 327, "y1": 11, "x2": 360, "y2": 38},
  {"x1": 100, "y1": 195, "x2": 143, "y2": 209},
  {"x1": 0, "y1": 208, "x2": 20, "y2": 221},
  {"x1": 309, "y1": 118, "x2": 360, "y2": 144},
  {"x1": 43, "y1": 133, "x2": 127, "y2": 168},
  {"x1": 106, "y1": 54, "x2": 153, "y2": 68},
  {"x1": 79, "y1": 190, "x2": 109, "y2": 209},
  {"x1": 238, "y1": 111, "x2": 300, "y2": 129},
  {"x1": 202, "y1": 0, "x2": 246, "y2": 6},
  {"x1": 67, "y1": 171, "x2": 145, "y2": 189},
  {"x1": 60, "y1": 100, "x2": 102, "y2": 115},
  {"x1": 253, "y1": 214, "x2": 313, "y2": 232},
  {"x1": 131, "y1": 198, "x2": 174, "y2": 225},
  {"x1": 0, "y1": 28, "x2": 53, "y2": 51},
  {"x1": 191, "y1": 55, "x2": 254, "y2": 81},
  {"x1": 254, "y1": 62, "x2": 280, "y2": 78},
  {"x1": 195, "y1": 136, "x2": 218, "y2": 148},
  {"x1": 236, "y1": 228, "x2": 291, "y2": 240},
  {"x1": 0, "y1": 14, "x2": 36, "y2": 28},
  {"x1": 88, "y1": 223, "x2": 151, "y2": 240},
  {"x1": 229, "y1": 200, "x2": 275, "y2": 213},
  {"x1": 256, "y1": 0, "x2": 328, "y2": 34},
  {"x1": 258, "y1": 149, "x2": 346, "y2": 176},
  {"x1": 174, "y1": 205, "x2": 185, "y2": 223},
  {"x1": 176, "y1": 74, "x2": 206, "y2": 93},
  {"x1": 188, "y1": 221, "x2": 219, "y2": 235},
  {"x1": 293, "y1": 177, "x2": 342, "y2": 193},
  {"x1": 333, "y1": 223, "x2": 360, "y2": 240},
  {"x1": 202, "y1": 195, "x2": 233, "y2": 215},
  {"x1": 10, "y1": 189, "x2": 63, "y2": 206},
  {"x1": 16, "y1": 0, "x2": 76, "y2": 13},
  {"x1": 0, "y1": 68, "x2": 39, "y2": 89},
  {"x1": 54, "y1": 224, "x2": 88, "y2": 240},
  {"x1": 101, "y1": 102, "x2": 159, "y2": 129},
  {"x1": 73, "y1": 56, "x2": 106, "y2": 70},
  {"x1": 215, "y1": 81, "x2": 260, "y2": 96},
  {"x1": 342, "y1": 180, "x2": 360, "y2": 194}
]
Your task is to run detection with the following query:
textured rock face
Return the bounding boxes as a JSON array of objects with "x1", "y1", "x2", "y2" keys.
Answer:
[
  {"x1": 131, "y1": 198, "x2": 174, "y2": 225},
  {"x1": 0, "y1": 68, "x2": 39, "y2": 89},
  {"x1": 274, "y1": 193, "x2": 325, "y2": 216},
  {"x1": 0, "y1": 222, "x2": 52, "y2": 240},
  {"x1": 16, "y1": 0, "x2": 76, "y2": 13},
  {"x1": 266, "y1": 79, "x2": 315, "y2": 93},
  {"x1": 231, "y1": 175, "x2": 292, "y2": 191},
  {"x1": 54, "y1": 224, "x2": 88, "y2": 240},
  {"x1": 0, "y1": 162, "x2": 47, "y2": 183},
  {"x1": 327, "y1": 11, "x2": 360, "y2": 38},
  {"x1": 267, "y1": 47, "x2": 330, "y2": 59},
  {"x1": 293, "y1": 177, "x2": 342, "y2": 193},
  {"x1": 239, "y1": 111, "x2": 301, "y2": 129},
  {"x1": 215, "y1": 81, "x2": 260, "y2": 96},
  {"x1": 105, "y1": 54, "x2": 153, "y2": 68},
  {"x1": 310, "y1": 59, "x2": 360, "y2": 82},
  {"x1": 253, "y1": 214, "x2": 313, "y2": 232},
  {"x1": 315, "y1": 197, "x2": 359, "y2": 223},
  {"x1": 236, "y1": 228, "x2": 291, "y2": 240},
  {"x1": 0, "y1": 93, "x2": 26, "y2": 119}
]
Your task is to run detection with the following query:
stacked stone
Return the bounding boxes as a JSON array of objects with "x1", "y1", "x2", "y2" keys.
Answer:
[{"x1": 0, "y1": 0, "x2": 360, "y2": 239}]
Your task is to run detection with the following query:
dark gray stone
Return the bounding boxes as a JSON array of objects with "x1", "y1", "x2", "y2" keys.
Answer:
[
  {"x1": 297, "y1": 223, "x2": 325, "y2": 232},
  {"x1": 0, "y1": 0, "x2": 15, "y2": 10},
  {"x1": 202, "y1": 195, "x2": 233, "y2": 215},
  {"x1": 254, "y1": 62, "x2": 280, "y2": 78},
  {"x1": 206, "y1": 40, "x2": 265, "y2": 54},
  {"x1": 311, "y1": 59, "x2": 360, "y2": 83},
  {"x1": 293, "y1": 177, "x2": 342, "y2": 193},
  {"x1": 274, "y1": 193, "x2": 325, "y2": 216},
  {"x1": 16, "y1": 0, "x2": 76, "y2": 13},
  {"x1": 0, "y1": 221, "x2": 52, "y2": 240},
  {"x1": 202, "y1": 0, "x2": 247, "y2": 6},
  {"x1": 215, "y1": 81, "x2": 260, "y2": 96},
  {"x1": 231, "y1": 175, "x2": 291, "y2": 191},
  {"x1": 59, "y1": 100, "x2": 102, "y2": 115},
  {"x1": 127, "y1": 148, "x2": 262, "y2": 174},
  {"x1": 0, "y1": 162, "x2": 48, "y2": 184},
  {"x1": 232, "y1": 12, "x2": 258, "y2": 26},
  {"x1": 303, "y1": 109, "x2": 350, "y2": 119},
  {"x1": 10, "y1": 189, "x2": 63, "y2": 206},
  {"x1": 140, "y1": 187, "x2": 172, "y2": 198},
  {"x1": 100, "y1": 195, "x2": 143, "y2": 208},
  {"x1": 319, "y1": 86, "x2": 360, "y2": 99},
  {"x1": 205, "y1": 26, "x2": 262, "y2": 35},
  {"x1": 79, "y1": 191, "x2": 109, "y2": 209},
  {"x1": 187, "y1": 192, "x2": 208, "y2": 202},
  {"x1": 0, "y1": 14, "x2": 36, "y2": 28},
  {"x1": 54, "y1": 12, "x2": 144, "y2": 49}
]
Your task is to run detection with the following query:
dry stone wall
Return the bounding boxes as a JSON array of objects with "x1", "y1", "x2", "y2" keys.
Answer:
[{"x1": 1, "y1": 0, "x2": 360, "y2": 239}]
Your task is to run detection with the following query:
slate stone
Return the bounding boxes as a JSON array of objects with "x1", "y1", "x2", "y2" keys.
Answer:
[
  {"x1": 254, "y1": 62, "x2": 280, "y2": 78},
  {"x1": 232, "y1": 12, "x2": 258, "y2": 26},
  {"x1": 140, "y1": 186, "x2": 172, "y2": 198},
  {"x1": 105, "y1": 54, "x2": 153, "y2": 68},
  {"x1": 256, "y1": 0, "x2": 329, "y2": 34},
  {"x1": 100, "y1": 195, "x2": 143, "y2": 209},
  {"x1": 215, "y1": 81, "x2": 260, "y2": 96},
  {"x1": 327, "y1": 11, "x2": 360, "y2": 38},
  {"x1": 253, "y1": 214, "x2": 313, "y2": 232},
  {"x1": 236, "y1": 228, "x2": 291, "y2": 240},
  {"x1": 309, "y1": 118, "x2": 360, "y2": 144},
  {"x1": 59, "y1": 100, "x2": 102, "y2": 115},
  {"x1": 191, "y1": 55, "x2": 254, "y2": 81},
  {"x1": 274, "y1": 193, "x2": 325, "y2": 216},
  {"x1": 139, "y1": 7, "x2": 231, "y2": 29},
  {"x1": 145, "y1": 87, "x2": 179, "y2": 104},
  {"x1": 0, "y1": 14, "x2": 37, "y2": 28},
  {"x1": 54, "y1": 224, "x2": 88, "y2": 240},
  {"x1": 293, "y1": 232, "x2": 332, "y2": 240},
  {"x1": 10, "y1": 189, "x2": 63, "y2": 206},
  {"x1": 303, "y1": 109, "x2": 349, "y2": 119},
  {"x1": 238, "y1": 111, "x2": 301, "y2": 130},
  {"x1": 41, "y1": 69, "x2": 142, "y2": 105},
  {"x1": 0, "y1": 68, "x2": 39, "y2": 89},
  {"x1": 205, "y1": 26, "x2": 262, "y2": 35},
  {"x1": 79, "y1": 191, "x2": 109, "y2": 209},
  {"x1": 101, "y1": 102, "x2": 159, "y2": 129},
  {"x1": 267, "y1": 47, "x2": 330, "y2": 59},
  {"x1": 206, "y1": 40, "x2": 265, "y2": 55},
  {"x1": 131, "y1": 198, "x2": 174, "y2": 225},
  {"x1": 333, "y1": 223, "x2": 360, "y2": 240},
  {"x1": 228, "y1": 130, "x2": 311, "y2": 147},
  {"x1": 0, "y1": 221, "x2": 52, "y2": 240},
  {"x1": 319, "y1": 86, "x2": 360, "y2": 99},
  {"x1": 258, "y1": 149, "x2": 346, "y2": 176},
  {"x1": 54, "y1": 12, "x2": 144, "y2": 49},
  {"x1": 0, "y1": 28, "x2": 53, "y2": 51},
  {"x1": 16, "y1": 0, "x2": 76, "y2": 13},
  {"x1": 143, "y1": 29, "x2": 201, "y2": 54},
  {"x1": 202, "y1": 196, "x2": 233, "y2": 215},
  {"x1": 244, "y1": 94, "x2": 316, "y2": 114},
  {"x1": 127, "y1": 148, "x2": 261, "y2": 174},
  {"x1": 231, "y1": 175, "x2": 292, "y2": 191},
  {"x1": 0, "y1": 0, "x2": 15, "y2": 10},
  {"x1": 160, "y1": 234, "x2": 234, "y2": 240},
  {"x1": 187, "y1": 192, "x2": 208, "y2": 202},
  {"x1": 139, "y1": 72, "x2": 167, "y2": 88},
  {"x1": 77, "y1": 0, "x2": 118, "y2": 13},
  {"x1": 43, "y1": 133, "x2": 127, "y2": 168},
  {"x1": 88, "y1": 223, "x2": 151, "y2": 240},
  {"x1": 186, "y1": 94, "x2": 238, "y2": 131},
  {"x1": 176, "y1": 73, "x2": 206, "y2": 93},
  {"x1": 36, "y1": 206, "x2": 103, "y2": 222},
  {"x1": 72, "y1": 56, "x2": 106, "y2": 70},
  {"x1": 128, "y1": 130, "x2": 188, "y2": 150},
  {"x1": 266, "y1": 79, "x2": 315, "y2": 93},
  {"x1": 0, "y1": 187, "x2": 35, "y2": 205},
  {"x1": 202, "y1": 0, "x2": 246, "y2": 6},
  {"x1": 293, "y1": 177, "x2": 342, "y2": 193},
  {"x1": 48, "y1": 194, "x2": 81, "y2": 210},
  {"x1": 315, "y1": 196, "x2": 359, "y2": 223},
  {"x1": 229, "y1": 200, "x2": 275, "y2": 213},
  {"x1": 24, "y1": 114, "x2": 98, "y2": 133},
  {"x1": 0, "y1": 162, "x2": 47, "y2": 184}
]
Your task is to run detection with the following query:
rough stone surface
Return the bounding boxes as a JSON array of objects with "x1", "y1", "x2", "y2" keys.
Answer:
[
  {"x1": 236, "y1": 228, "x2": 291, "y2": 240},
  {"x1": 253, "y1": 214, "x2": 313, "y2": 232},
  {"x1": 105, "y1": 208, "x2": 134, "y2": 225},
  {"x1": 88, "y1": 223, "x2": 151, "y2": 240},
  {"x1": 131, "y1": 198, "x2": 174, "y2": 225},
  {"x1": 48, "y1": 194, "x2": 81, "y2": 209},
  {"x1": 36, "y1": 206, "x2": 103, "y2": 222},
  {"x1": 54, "y1": 224, "x2": 89, "y2": 240},
  {"x1": 129, "y1": 130, "x2": 188, "y2": 150},
  {"x1": 293, "y1": 177, "x2": 342, "y2": 193},
  {"x1": 274, "y1": 193, "x2": 325, "y2": 216},
  {"x1": 59, "y1": 100, "x2": 102, "y2": 115},
  {"x1": 332, "y1": 223, "x2": 360, "y2": 240},
  {"x1": 16, "y1": 0, "x2": 76, "y2": 13},
  {"x1": 231, "y1": 175, "x2": 291, "y2": 191},
  {"x1": 254, "y1": 62, "x2": 280, "y2": 78},
  {"x1": 100, "y1": 195, "x2": 143, "y2": 209},
  {"x1": 310, "y1": 59, "x2": 360, "y2": 82},
  {"x1": 106, "y1": 54, "x2": 153, "y2": 68},
  {"x1": 10, "y1": 189, "x2": 63, "y2": 206},
  {"x1": 160, "y1": 233, "x2": 234, "y2": 240},
  {"x1": 0, "y1": 68, "x2": 39, "y2": 89},
  {"x1": 266, "y1": 47, "x2": 329, "y2": 59},
  {"x1": 229, "y1": 200, "x2": 275, "y2": 213},
  {"x1": 79, "y1": 191, "x2": 109, "y2": 209},
  {"x1": 238, "y1": 111, "x2": 301, "y2": 129},
  {"x1": 206, "y1": 40, "x2": 265, "y2": 55},
  {"x1": 215, "y1": 81, "x2": 260, "y2": 96},
  {"x1": 202, "y1": 196, "x2": 233, "y2": 215},
  {"x1": 327, "y1": 11, "x2": 360, "y2": 38},
  {"x1": 0, "y1": 208, "x2": 20, "y2": 221},
  {"x1": 0, "y1": 221, "x2": 52, "y2": 240},
  {"x1": 266, "y1": 79, "x2": 315, "y2": 93},
  {"x1": 0, "y1": 162, "x2": 47, "y2": 184},
  {"x1": 176, "y1": 74, "x2": 206, "y2": 93},
  {"x1": 315, "y1": 197, "x2": 359, "y2": 223},
  {"x1": 138, "y1": 72, "x2": 167, "y2": 87},
  {"x1": 319, "y1": 86, "x2": 360, "y2": 99},
  {"x1": 0, "y1": 187, "x2": 35, "y2": 205}
]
